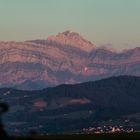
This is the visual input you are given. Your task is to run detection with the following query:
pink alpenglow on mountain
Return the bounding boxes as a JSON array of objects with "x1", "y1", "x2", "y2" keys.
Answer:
[
  {"x1": 0, "y1": 31, "x2": 140, "y2": 90},
  {"x1": 47, "y1": 30, "x2": 96, "y2": 52}
]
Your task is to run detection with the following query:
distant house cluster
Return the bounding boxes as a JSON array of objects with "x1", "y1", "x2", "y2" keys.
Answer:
[{"x1": 82, "y1": 125, "x2": 134, "y2": 134}]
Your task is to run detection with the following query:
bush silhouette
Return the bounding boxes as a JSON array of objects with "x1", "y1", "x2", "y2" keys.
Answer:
[{"x1": 0, "y1": 102, "x2": 9, "y2": 138}]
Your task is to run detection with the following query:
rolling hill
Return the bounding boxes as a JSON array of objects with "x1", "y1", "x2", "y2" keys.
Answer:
[{"x1": 1, "y1": 76, "x2": 140, "y2": 134}]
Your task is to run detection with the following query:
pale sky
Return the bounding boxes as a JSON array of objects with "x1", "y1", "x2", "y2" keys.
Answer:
[{"x1": 0, "y1": 0, "x2": 140, "y2": 49}]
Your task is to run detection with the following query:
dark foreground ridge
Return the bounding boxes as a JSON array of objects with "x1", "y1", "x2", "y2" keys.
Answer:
[
  {"x1": 3, "y1": 133, "x2": 140, "y2": 140},
  {"x1": 1, "y1": 76, "x2": 140, "y2": 135}
]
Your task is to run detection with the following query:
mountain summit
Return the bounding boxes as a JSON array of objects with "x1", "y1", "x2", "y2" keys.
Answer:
[{"x1": 47, "y1": 30, "x2": 96, "y2": 52}]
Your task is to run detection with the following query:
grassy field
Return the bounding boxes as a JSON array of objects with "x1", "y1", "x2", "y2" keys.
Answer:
[{"x1": 7, "y1": 133, "x2": 140, "y2": 140}]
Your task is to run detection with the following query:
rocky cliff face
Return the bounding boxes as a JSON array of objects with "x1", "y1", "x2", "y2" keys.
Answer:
[{"x1": 0, "y1": 31, "x2": 140, "y2": 89}]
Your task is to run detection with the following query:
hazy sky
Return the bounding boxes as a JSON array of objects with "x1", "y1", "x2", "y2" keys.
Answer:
[{"x1": 0, "y1": 0, "x2": 140, "y2": 49}]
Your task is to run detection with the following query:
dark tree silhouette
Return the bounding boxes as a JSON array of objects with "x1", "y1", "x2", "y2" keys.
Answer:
[
  {"x1": 0, "y1": 102, "x2": 9, "y2": 138},
  {"x1": 29, "y1": 129, "x2": 38, "y2": 136}
]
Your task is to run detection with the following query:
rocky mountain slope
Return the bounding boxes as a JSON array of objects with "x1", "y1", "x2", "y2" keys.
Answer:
[{"x1": 0, "y1": 31, "x2": 140, "y2": 89}]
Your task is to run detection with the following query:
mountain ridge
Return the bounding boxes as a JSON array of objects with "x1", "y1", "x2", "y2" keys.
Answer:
[{"x1": 0, "y1": 31, "x2": 140, "y2": 89}]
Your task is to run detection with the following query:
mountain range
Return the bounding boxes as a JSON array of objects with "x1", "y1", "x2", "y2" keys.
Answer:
[{"x1": 0, "y1": 30, "x2": 140, "y2": 89}]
